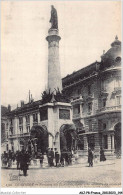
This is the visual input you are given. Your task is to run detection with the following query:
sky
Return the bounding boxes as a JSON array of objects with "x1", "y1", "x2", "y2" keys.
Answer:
[{"x1": 1, "y1": 1, "x2": 121, "y2": 109}]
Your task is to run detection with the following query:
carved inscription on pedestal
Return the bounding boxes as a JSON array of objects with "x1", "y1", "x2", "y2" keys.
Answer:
[{"x1": 59, "y1": 109, "x2": 70, "y2": 119}]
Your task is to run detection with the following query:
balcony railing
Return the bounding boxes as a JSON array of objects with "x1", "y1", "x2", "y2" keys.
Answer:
[
  {"x1": 100, "y1": 89, "x2": 109, "y2": 96},
  {"x1": 33, "y1": 121, "x2": 38, "y2": 126},
  {"x1": 71, "y1": 95, "x2": 84, "y2": 105},
  {"x1": 8, "y1": 132, "x2": 30, "y2": 138},
  {"x1": 97, "y1": 105, "x2": 121, "y2": 113}
]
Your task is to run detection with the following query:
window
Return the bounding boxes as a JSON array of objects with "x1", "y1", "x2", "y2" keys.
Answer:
[
  {"x1": 88, "y1": 120, "x2": 92, "y2": 131},
  {"x1": 6, "y1": 144, "x2": 8, "y2": 151},
  {"x1": 101, "y1": 80, "x2": 107, "y2": 91},
  {"x1": 6, "y1": 123, "x2": 8, "y2": 129},
  {"x1": 7, "y1": 132, "x2": 8, "y2": 139},
  {"x1": 10, "y1": 127, "x2": 13, "y2": 134},
  {"x1": 26, "y1": 126, "x2": 30, "y2": 133},
  {"x1": 88, "y1": 102, "x2": 92, "y2": 113},
  {"x1": 103, "y1": 135, "x2": 108, "y2": 149},
  {"x1": 10, "y1": 119, "x2": 13, "y2": 125},
  {"x1": 40, "y1": 108, "x2": 48, "y2": 121},
  {"x1": 33, "y1": 113, "x2": 38, "y2": 122},
  {"x1": 116, "y1": 96, "x2": 121, "y2": 106},
  {"x1": 88, "y1": 85, "x2": 91, "y2": 95},
  {"x1": 102, "y1": 98, "x2": 106, "y2": 108},
  {"x1": 73, "y1": 104, "x2": 80, "y2": 115},
  {"x1": 78, "y1": 137, "x2": 84, "y2": 150},
  {"x1": 115, "y1": 77, "x2": 121, "y2": 88},
  {"x1": 88, "y1": 135, "x2": 95, "y2": 150},
  {"x1": 19, "y1": 117, "x2": 23, "y2": 125},
  {"x1": 103, "y1": 123, "x2": 106, "y2": 130},
  {"x1": 26, "y1": 115, "x2": 30, "y2": 124},
  {"x1": 19, "y1": 127, "x2": 23, "y2": 134}
]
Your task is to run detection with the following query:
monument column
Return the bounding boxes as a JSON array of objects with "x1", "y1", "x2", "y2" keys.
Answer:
[{"x1": 46, "y1": 30, "x2": 62, "y2": 94}]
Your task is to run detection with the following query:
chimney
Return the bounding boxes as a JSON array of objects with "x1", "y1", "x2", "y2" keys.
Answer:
[
  {"x1": 8, "y1": 104, "x2": 11, "y2": 112},
  {"x1": 29, "y1": 90, "x2": 30, "y2": 103},
  {"x1": 21, "y1": 101, "x2": 24, "y2": 107}
]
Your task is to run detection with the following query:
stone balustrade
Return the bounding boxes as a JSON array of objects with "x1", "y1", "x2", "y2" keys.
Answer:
[{"x1": 97, "y1": 105, "x2": 121, "y2": 113}]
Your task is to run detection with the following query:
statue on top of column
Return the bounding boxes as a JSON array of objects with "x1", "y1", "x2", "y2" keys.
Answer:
[{"x1": 49, "y1": 5, "x2": 58, "y2": 29}]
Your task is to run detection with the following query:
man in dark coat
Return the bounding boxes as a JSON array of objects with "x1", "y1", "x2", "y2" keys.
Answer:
[
  {"x1": 100, "y1": 147, "x2": 106, "y2": 162},
  {"x1": 54, "y1": 148, "x2": 59, "y2": 167},
  {"x1": 16, "y1": 151, "x2": 21, "y2": 170},
  {"x1": 47, "y1": 148, "x2": 51, "y2": 167},
  {"x1": 50, "y1": 148, "x2": 54, "y2": 167},
  {"x1": 88, "y1": 148, "x2": 94, "y2": 167},
  {"x1": 20, "y1": 150, "x2": 30, "y2": 176}
]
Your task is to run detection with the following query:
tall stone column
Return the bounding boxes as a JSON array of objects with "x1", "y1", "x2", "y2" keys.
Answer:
[
  {"x1": 94, "y1": 134, "x2": 100, "y2": 158},
  {"x1": 108, "y1": 134, "x2": 111, "y2": 150},
  {"x1": 112, "y1": 134, "x2": 115, "y2": 150},
  {"x1": 84, "y1": 135, "x2": 88, "y2": 151},
  {"x1": 46, "y1": 29, "x2": 62, "y2": 94}
]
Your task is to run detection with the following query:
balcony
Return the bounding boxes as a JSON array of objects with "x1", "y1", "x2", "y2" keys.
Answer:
[
  {"x1": 71, "y1": 95, "x2": 84, "y2": 105},
  {"x1": 97, "y1": 105, "x2": 121, "y2": 113},
  {"x1": 100, "y1": 89, "x2": 109, "y2": 97},
  {"x1": 85, "y1": 94, "x2": 94, "y2": 101},
  {"x1": 33, "y1": 121, "x2": 38, "y2": 126},
  {"x1": 8, "y1": 134, "x2": 17, "y2": 138}
]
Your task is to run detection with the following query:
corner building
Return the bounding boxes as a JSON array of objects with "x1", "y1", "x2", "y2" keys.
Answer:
[{"x1": 62, "y1": 36, "x2": 121, "y2": 158}]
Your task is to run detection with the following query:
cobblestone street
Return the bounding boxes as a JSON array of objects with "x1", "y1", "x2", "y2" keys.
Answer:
[{"x1": 1, "y1": 159, "x2": 121, "y2": 188}]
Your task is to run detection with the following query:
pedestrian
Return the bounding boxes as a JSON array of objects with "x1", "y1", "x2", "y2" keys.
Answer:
[
  {"x1": 100, "y1": 147, "x2": 106, "y2": 162},
  {"x1": 50, "y1": 148, "x2": 54, "y2": 167},
  {"x1": 37, "y1": 150, "x2": 44, "y2": 167},
  {"x1": 47, "y1": 148, "x2": 51, "y2": 167},
  {"x1": 40, "y1": 153, "x2": 44, "y2": 167},
  {"x1": 88, "y1": 147, "x2": 94, "y2": 167},
  {"x1": 8, "y1": 150, "x2": 12, "y2": 168},
  {"x1": 54, "y1": 148, "x2": 59, "y2": 167},
  {"x1": 60, "y1": 152, "x2": 65, "y2": 167},
  {"x1": 20, "y1": 150, "x2": 30, "y2": 176},
  {"x1": 16, "y1": 151, "x2": 21, "y2": 170}
]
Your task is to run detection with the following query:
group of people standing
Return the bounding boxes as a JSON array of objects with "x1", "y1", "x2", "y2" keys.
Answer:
[
  {"x1": 1, "y1": 147, "x2": 106, "y2": 176},
  {"x1": 1, "y1": 149, "x2": 30, "y2": 176},
  {"x1": 47, "y1": 148, "x2": 73, "y2": 167},
  {"x1": 88, "y1": 147, "x2": 106, "y2": 167},
  {"x1": 1, "y1": 150, "x2": 16, "y2": 168}
]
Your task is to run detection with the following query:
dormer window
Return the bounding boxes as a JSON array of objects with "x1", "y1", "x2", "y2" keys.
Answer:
[
  {"x1": 102, "y1": 98, "x2": 106, "y2": 108},
  {"x1": 115, "y1": 56, "x2": 121, "y2": 63}
]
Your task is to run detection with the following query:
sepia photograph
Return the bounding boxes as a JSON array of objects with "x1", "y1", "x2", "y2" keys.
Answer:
[{"x1": 1, "y1": 0, "x2": 122, "y2": 190}]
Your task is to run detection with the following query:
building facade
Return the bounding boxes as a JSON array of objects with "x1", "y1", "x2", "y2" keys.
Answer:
[
  {"x1": 1, "y1": 106, "x2": 9, "y2": 153},
  {"x1": 62, "y1": 36, "x2": 121, "y2": 157}
]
